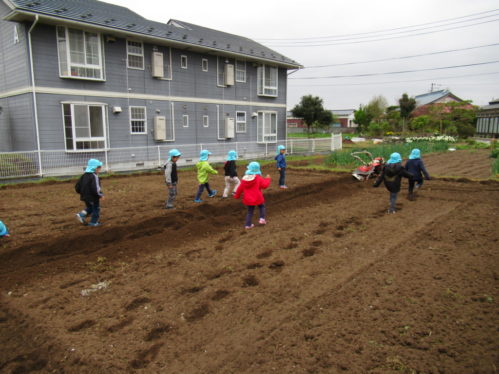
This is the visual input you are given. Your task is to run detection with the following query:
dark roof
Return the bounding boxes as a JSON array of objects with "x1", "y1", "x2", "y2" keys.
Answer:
[
  {"x1": 415, "y1": 90, "x2": 463, "y2": 107},
  {"x1": 3, "y1": 0, "x2": 301, "y2": 68}
]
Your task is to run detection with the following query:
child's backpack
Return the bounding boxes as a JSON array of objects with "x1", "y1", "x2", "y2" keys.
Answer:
[{"x1": 75, "y1": 175, "x2": 83, "y2": 194}]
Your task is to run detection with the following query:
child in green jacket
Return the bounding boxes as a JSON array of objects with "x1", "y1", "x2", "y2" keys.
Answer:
[{"x1": 194, "y1": 150, "x2": 218, "y2": 202}]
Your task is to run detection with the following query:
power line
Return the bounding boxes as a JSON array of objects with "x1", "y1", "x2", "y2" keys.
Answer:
[
  {"x1": 288, "y1": 71, "x2": 499, "y2": 87},
  {"x1": 258, "y1": 9, "x2": 498, "y2": 41},
  {"x1": 265, "y1": 18, "x2": 499, "y2": 47},
  {"x1": 290, "y1": 61, "x2": 499, "y2": 80},
  {"x1": 305, "y1": 43, "x2": 499, "y2": 68}
]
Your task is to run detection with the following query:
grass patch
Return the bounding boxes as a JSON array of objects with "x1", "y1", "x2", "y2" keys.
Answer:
[{"x1": 325, "y1": 141, "x2": 449, "y2": 169}]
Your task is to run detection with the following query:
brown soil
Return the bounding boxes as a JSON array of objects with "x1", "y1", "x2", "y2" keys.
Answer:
[{"x1": 0, "y1": 151, "x2": 498, "y2": 374}]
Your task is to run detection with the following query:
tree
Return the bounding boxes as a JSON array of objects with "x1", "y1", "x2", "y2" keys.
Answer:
[
  {"x1": 365, "y1": 95, "x2": 388, "y2": 123},
  {"x1": 291, "y1": 95, "x2": 333, "y2": 135},
  {"x1": 353, "y1": 106, "x2": 372, "y2": 133},
  {"x1": 398, "y1": 93, "x2": 416, "y2": 133},
  {"x1": 354, "y1": 95, "x2": 388, "y2": 133}
]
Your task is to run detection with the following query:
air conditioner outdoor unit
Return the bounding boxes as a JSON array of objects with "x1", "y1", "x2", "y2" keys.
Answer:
[
  {"x1": 224, "y1": 64, "x2": 234, "y2": 86},
  {"x1": 152, "y1": 52, "x2": 164, "y2": 78},
  {"x1": 154, "y1": 116, "x2": 167, "y2": 141},
  {"x1": 225, "y1": 117, "x2": 235, "y2": 138}
]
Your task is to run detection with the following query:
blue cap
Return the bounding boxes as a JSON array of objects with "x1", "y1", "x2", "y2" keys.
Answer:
[
  {"x1": 200, "y1": 149, "x2": 212, "y2": 161},
  {"x1": 85, "y1": 159, "x2": 103, "y2": 173},
  {"x1": 276, "y1": 145, "x2": 286, "y2": 155},
  {"x1": 387, "y1": 152, "x2": 402, "y2": 164},
  {"x1": 227, "y1": 150, "x2": 237, "y2": 161},
  {"x1": 409, "y1": 149, "x2": 421, "y2": 160},
  {"x1": 168, "y1": 149, "x2": 182, "y2": 161},
  {"x1": 0, "y1": 220, "x2": 8, "y2": 237},
  {"x1": 245, "y1": 161, "x2": 262, "y2": 175}
]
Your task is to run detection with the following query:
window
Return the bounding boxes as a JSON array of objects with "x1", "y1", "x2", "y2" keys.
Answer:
[
  {"x1": 164, "y1": 47, "x2": 173, "y2": 80},
  {"x1": 257, "y1": 65, "x2": 278, "y2": 97},
  {"x1": 129, "y1": 106, "x2": 147, "y2": 134},
  {"x1": 13, "y1": 24, "x2": 19, "y2": 44},
  {"x1": 236, "y1": 111, "x2": 246, "y2": 133},
  {"x1": 62, "y1": 103, "x2": 106, "y2": 151},
  {"x1": 127, "y1": 40, "x2": 144, "y2": 69},
  {"x1": 57, "y1": 26, "x2": 104, "y2": 80},
  {"x1": 182, "y1": 114, "x2": 189, "y2": 127},
  {"x1": 203, "y1": 115, "x2": 209, "y2": 128},
  {"x1": 202, "y1": 58, "x2": 208, "y2": 72},
  {"x1": 235, "y1": 60, "x2": 246, "y2": 82},
  {"x1": 257, "y1": 111, "x2": 277, "y2": 143},
  {"x1": 217, "y1": 57, "x2": 225, "y2": 87},
  {"x1": 181, "y1": 55, "x2": 188, "y2": 69}
]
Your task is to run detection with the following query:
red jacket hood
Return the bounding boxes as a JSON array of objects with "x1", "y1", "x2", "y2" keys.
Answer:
[{"x1": 234, "y1": 174, "x2": 270, "y2": 206}]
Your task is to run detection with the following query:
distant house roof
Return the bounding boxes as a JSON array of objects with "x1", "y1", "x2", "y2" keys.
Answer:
[
  {"x1": 480, "y1": 100, "x2": 499, "y2": 111},
  {"x1": 330, "y1": 109, "x2": 355, "y2": 116},
  {"x1": 414, "y1": 90, "x2": 463, "y2": 107},
  {"x1": 2, "y1": 0, "x2": 301, "y2": 68}
]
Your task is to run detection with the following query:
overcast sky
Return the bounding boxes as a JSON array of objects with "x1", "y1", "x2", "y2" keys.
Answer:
[{"x1": 105, "y1": 0, "x2": 499, "y2": 110}]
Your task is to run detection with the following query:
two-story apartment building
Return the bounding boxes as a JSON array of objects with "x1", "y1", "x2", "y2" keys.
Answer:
[{"x1": 0, "y1": 0, "x2": 301, "y2": 174}]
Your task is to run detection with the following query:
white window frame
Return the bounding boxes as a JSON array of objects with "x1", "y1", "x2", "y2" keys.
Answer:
[
  {"x1": 129, "y1": 106, "x2": 147, "y2": 134},
  {"x1": 13, "y1": 24, "x2": 19, "y2": 44},
  {"x1": 202, "y1": 58, "x2": 208, "y2": 72},
  {"x1": 126, "y1": 40, "x2": 144, "y2": 70},
  {"x1": 235, "y1": 60, "x2": 246, "y2": 82},
  {"x1": 181, "y1": 55, "x2": 188, "y2": 69},
  {"x1": 56, "y1": 26, "x2": 105, "y2": 81},
  {"x1": 203, "y1": 115, "x2": 209, "y2": 128},
  {"x1": 216, "y1": 57, "x2": 226, "y2": 87},
  {"x1": 182, "y1": 114, "x2": 189, "y2": 128},
  {"x1": 162, "y1": 47, "x2": 173, "y2": 80},
  {"x1": 257, "y1": 65, "x2": 278, "y2": 97},
  {"x1": 236, "y1": 111, "x2": 246, "y2": 133},
  {"x1": 257, "y1": 111, "x2": 277, "y2": 143},
  {"x1": 62, "y1": 102, "x2": 107, "y2": 152}
]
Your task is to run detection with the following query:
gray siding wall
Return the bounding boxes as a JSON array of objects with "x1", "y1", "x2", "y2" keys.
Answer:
[
  {"x1": 0, "y1": 3, "x2": 35, "y2": 151},
  {"x1": 0, "y1": 94, "x2": 36, "y2": 151},
  {"x1": 0, "y1": 3, "x2": 31, "y2": 91},
  {"x1": 34, "y1": 93, "x2": 287, "y2": 150},
  {"x1": 5, "y1": 21, "x2": 289, "y2": 151}
]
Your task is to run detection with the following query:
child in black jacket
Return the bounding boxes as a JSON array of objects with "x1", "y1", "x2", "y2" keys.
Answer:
[
  {"x1": 405, "y1": 148, "x2": 430, "y2": 200},
  {"x1": 373, "y1": 152, "x2": 413, "y2": 213},
  {"x1": 75, "y1": 159, "x2": 104, "y2": 226},
  {"x1": 222, "y1": 150, "x2": 240, "y2": 198}
]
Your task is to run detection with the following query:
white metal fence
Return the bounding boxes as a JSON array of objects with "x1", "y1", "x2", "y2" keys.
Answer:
[{"x1": 0, "y1": 135, "x2": 342, "y2": 179}]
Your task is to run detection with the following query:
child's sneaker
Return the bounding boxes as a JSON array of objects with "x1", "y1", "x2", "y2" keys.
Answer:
[
  {"x1": 208, "y1": 190, "x2": 217, "y2": 197},
  {"x1": 259, "y1": 218, "x2": 267, "y2": 225},
  {"x1": 194, "y1": 199, "x2": 203, "y2": 203},
  {"x1": 76, "y1": 213, "x2": 86, "y2": 224},
  {"x1": 245, "y1": 224, "x2": 255, "y2": 229},
  {"x1": 88, "y1": 222, "x2": 102, "y2": 227},
  {"x1": 279, "y1": 185, "x2": 288, "y2": 189}
]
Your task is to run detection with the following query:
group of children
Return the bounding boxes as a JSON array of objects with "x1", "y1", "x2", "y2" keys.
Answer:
[
  {"x1": 373, "y1": 148, "x2": 430, "y2": 213},
  {"x1": 73, "y1": 145, "x2": 288, "y2": 229},
  {"x1": 0, "y1": 146, "x2": 429, "y2": 237}
]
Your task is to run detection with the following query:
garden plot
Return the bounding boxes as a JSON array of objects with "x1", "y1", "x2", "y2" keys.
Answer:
[{"x1": 0, "y1": 151, "x2": 498, "y2": 373}]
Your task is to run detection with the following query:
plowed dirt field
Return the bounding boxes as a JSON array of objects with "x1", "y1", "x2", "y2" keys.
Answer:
[{"x1": 0, "y1": 149, "x2": 498, "y2": 374}]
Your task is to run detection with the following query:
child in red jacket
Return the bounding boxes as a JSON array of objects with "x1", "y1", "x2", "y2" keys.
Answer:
[{"x1": 234, "y1": 161, "x2": 271, "y2": 229}]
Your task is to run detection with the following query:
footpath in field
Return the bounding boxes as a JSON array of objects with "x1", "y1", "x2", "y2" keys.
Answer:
[{"x1": 0, "y1": 150, "x2": 498, "y2": 373}]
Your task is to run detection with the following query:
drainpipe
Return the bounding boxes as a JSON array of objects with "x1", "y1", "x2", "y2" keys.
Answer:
[{"x1": 28, "y1": 15, "x2": 42, "y2": 176}]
